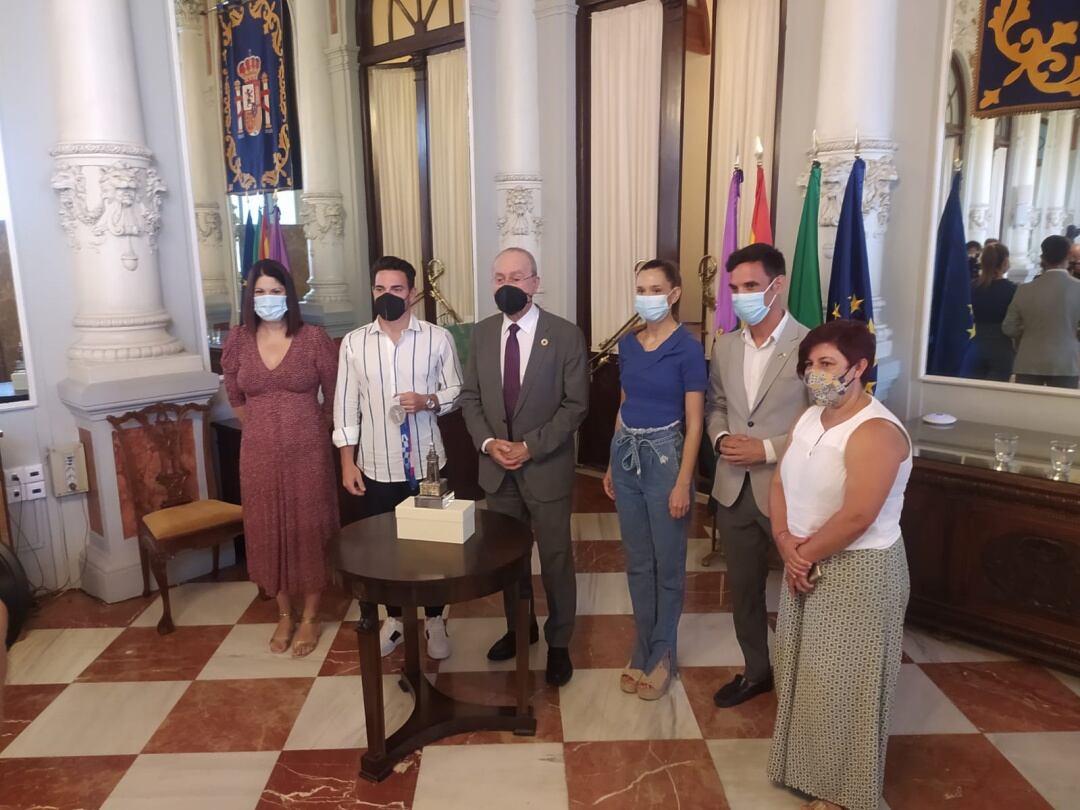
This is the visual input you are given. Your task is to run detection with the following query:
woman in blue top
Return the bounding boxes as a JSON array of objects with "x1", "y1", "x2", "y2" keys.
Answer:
[{"x1": 603, "y1": 259, "x2": 707, "y2": 699}]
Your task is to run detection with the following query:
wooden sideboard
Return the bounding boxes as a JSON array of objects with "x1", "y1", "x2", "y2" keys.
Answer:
[{"x1": 900, "y1": 420, "x2": 1080, "y2": 675}]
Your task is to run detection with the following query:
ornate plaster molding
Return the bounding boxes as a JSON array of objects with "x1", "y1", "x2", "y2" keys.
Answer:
[
  {"x1": 300, "y1": 193, "x2": 346, "y2": 243},
  {"x1": 951, "y1": 0, "x2": 980, "y2": 70},
  {"x1": 534, "y1": 0, "x2": 578, "y2": 20},
  {"x1": 51, "y1": 160, "x2": 167, "y2": 266},
  {"x1": 73, "y1": 311, "x2": 172, "y2": 329},
  {"x1": 1045, "y1": 207, "x2": 1069, "y2": 229},
  {"x1": 968, "y1": 204, "x2": 991, "y2": 230},
  {"x1": 1010, "y1": 202, "x2": 1040, "y2": 229},
  {"x1": 804, "y1": 153, "x2": 899, "y2": 233},
  {"x1": 325, "y1": 44, "x2": 359, "y2": 75},
  {"x1": 52, "y1": 141, "x2": 153, "y2": 159},
  {"x1": 69, "y1": 338, "x2": 185, "y2": 363},
  {"x1": 496, "y1": 184, "x2": 544, "y2": 239},
  {"x1": 174, "y1": 0, "x2": 205, "y2": 30},
  {"x1": 812, "y1": 137, "x2": 897, "y2": 156},
  {"x1": 194, "y1": 203, "x2": 224, "y2": 245}
]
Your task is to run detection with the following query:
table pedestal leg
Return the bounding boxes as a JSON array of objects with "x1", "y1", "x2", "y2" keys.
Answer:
[
  {"x1": 514, "y1": 575, "x2": 531, "y2": 721},
  {"x1": 356, "y1": 602, "x2": 387, "y2": 777}
]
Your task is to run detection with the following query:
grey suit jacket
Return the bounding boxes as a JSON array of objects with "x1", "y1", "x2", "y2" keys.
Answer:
[
  {"x1": 705, "y1": 315, "x2": 810, "y2": 516},
  {"x1": 1002, "y1": 271, "x2": 1080, "y2": 377},
  {"x1": 459, "y1": 307, "x2": 590, "y2": 502}
]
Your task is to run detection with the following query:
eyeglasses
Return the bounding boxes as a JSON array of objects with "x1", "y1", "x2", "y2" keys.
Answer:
[{"x1": 493, "y1": 274, "x2": 536, "y2": 285}]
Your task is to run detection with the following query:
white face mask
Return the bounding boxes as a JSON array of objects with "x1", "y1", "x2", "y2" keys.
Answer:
[
  {"x1": 634, "y1": 294, "x2": 671, "y2": 322},
  {"x1": 254, "y1": 294, "x2": 288, "y2": 322},
  {"x1": 731, "y1": 279, "x2": 777, "y2": 326}
]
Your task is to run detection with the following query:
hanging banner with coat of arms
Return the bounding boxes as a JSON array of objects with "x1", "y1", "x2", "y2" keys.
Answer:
[
  {"x1": 973, "y1": 0, "x2": 1080, "y2": 118},
  {"x1": 220, "y1": 0, "x2": 302, "y2": 193}
]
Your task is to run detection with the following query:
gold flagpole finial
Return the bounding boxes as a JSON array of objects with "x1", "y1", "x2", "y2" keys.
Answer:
[
  {"x1": 754, "y1": 136, "x2": 764, "y2": 165},
  {"x1": 854, "y1": 128, "x2": 861, "y2": 159},
  {"x1": 734, "y1": 147, "x2": 741, "y2": 171},
  {"x1": 811, "y1": 129, "x2": 818, "y2": 160}
]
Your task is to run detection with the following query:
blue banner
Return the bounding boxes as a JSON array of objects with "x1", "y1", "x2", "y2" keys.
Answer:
[
  {"x1": 826, "y1": 158, "x2": 877, "y2": 392},
  {"x1": 927, "y1": 172, "x2": 975, "y2": 376},
  {"x1": 974, "y1": 0, "x2": 1080, "y2": 118},
  {"x1": 220, "y1": 0, "x2": 302, "y2": 194}
]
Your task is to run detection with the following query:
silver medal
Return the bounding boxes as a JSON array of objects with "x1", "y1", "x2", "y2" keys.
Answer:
[{"x1": 388, "y1": 404, "x2": 406, "y2": 425}]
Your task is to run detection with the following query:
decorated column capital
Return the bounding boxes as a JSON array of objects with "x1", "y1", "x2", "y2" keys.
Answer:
[
  {"x1": 174, "y1": 0, "x2": 205, "y2": 32},
  {"x1": 797, "y1": 140, "x2": 899, "y2": 237},
  {"x1": 300, "y1": 192, "x2": 346, "y2": 244},
  {"x1": 495, "y1": 175, "x2": 544, "y2": 241}
]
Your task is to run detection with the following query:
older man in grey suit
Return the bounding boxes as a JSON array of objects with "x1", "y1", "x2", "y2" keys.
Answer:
[
  {"x1": 706, "y1": 243, "x2": 810, "y2": 708},
  {"x1": 1003, "y1": 235, "x2": 1080, "y2": 389},
  {"x1": 460, "y1": 247, "x2": 590, "y2": 686}
]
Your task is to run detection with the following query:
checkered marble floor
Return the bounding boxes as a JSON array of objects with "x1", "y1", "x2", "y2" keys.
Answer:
[{"x1": 3, "y1": 473, "x2": 1080, "y2": 809}]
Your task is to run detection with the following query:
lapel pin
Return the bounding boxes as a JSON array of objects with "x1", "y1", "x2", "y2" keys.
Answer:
[{"x1": 540, "y1": 338, "x2": 549, "y2": 347}]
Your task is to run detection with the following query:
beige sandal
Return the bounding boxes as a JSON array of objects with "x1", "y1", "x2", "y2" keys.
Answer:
[
  {"x1": 620, "y1": 664, "x2": 645, "y2": 694},
  {"x1": 269, "y1": 611, "x2": 294, "y2": 654},
  {"x1": 636, "y1": 655, "x2": 673, "y2": 701},
  {"x1": 291, "y1": 615, "x2": 321, "y2": 658}
]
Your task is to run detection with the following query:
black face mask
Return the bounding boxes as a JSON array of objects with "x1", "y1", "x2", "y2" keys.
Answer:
[
  {"x1": 494, "y1": 284, "x2": 529, "y2": 315},
  {"x1": 374, "y1": 292, "x2": 407, "y2": 321}
]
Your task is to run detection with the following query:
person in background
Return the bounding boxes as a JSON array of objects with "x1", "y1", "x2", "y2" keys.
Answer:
[
  {"x1": 602, "y1": 260, "x2": 706, "y2": 699},
  {"x1": 221, "y1": 259, "x2": 340, "y2": 657},
  {"x1": 333, "y1": 256, "x2": 462, "y2": 661},
  {"x1": 1068, "y1": 242, "x2": 1080, "y2": 280},
  {"x1": 459, "y1": 247, "x2": 589, "y2": 687},
  {"x1": 960, "y1": 242, "x2": 1016, "y2": 382},
  {"x1": 706, "y1": 243, "x2": 809, "y2": 709},
  {"x1": 1003, "y1": 235, "x2": 1080, "y2": 389},
  {"x1": 966, "y1": 240, "x2": 982, "y2": 279},
  {"x1": 768, "y1": 319, "x2": 911, "y2": 810}
]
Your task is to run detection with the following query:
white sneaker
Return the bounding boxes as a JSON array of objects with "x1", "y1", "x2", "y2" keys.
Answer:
[
  {"x1": 379, "y1": 617, "x2": 404, "y2": 657},
  {"x1": 425, "y1": 616, "x2": 451, "y2": 660}
]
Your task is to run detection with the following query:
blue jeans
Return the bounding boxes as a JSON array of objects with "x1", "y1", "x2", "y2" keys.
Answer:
[{"x1": 610, "y1": 422, "x2": 689, "y2": 673}]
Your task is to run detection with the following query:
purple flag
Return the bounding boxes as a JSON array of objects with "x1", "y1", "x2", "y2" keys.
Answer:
[
  {"x1": 267, "y1": 205, "x2": 291, "y2": 271},
  {"x1": 714, "y1": 168, "x2": 743, "y2": 334}
]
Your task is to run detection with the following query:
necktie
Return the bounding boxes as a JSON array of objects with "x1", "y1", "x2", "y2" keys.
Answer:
[{"x1": 503, "y1": 323, "x2": 521, "y2": 439}]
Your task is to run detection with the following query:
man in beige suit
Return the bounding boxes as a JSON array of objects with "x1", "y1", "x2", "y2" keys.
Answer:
[
  {"x1": 706, "y1": 243, "x2": 810, "y2": 708},
  {"x1": 459, "y1": 247, "x2": 590, "y2": 686}
]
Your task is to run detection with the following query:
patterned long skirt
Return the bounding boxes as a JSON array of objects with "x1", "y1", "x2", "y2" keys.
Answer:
[{"x1": 767, "y1": 540, "x2": 910, "y2": 810}]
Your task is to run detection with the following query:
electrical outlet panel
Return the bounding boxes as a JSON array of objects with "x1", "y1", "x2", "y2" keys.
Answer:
[
  {"x1": 5, "y1": 483, "x2": 23, "y2": 504},
  {"x1": 4, "y1": 466, "x2": 26, "y2": 486},
  {"x1": 48, "y1": 443, "x2": 89, "y2": 497},
  {"x1": 21, "y1": 482, "x2": 46, "y2": 502},
  {"x1": 24, "y1": 464, "x2": 44, "y2": 483}
]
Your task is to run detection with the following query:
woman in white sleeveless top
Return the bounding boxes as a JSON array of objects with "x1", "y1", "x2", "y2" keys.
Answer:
[{"x1": 766, "y1": 320, "x2": 911, "y2": 810}]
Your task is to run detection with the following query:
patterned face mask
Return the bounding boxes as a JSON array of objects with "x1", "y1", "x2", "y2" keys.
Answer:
[{"x1": 803, "y1": 367, "x2": 856, "y2": 407}]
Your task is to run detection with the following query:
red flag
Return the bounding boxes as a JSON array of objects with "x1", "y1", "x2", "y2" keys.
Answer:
[{"x1": 749, "y1": 164, "x2": 773, "y2": 245}]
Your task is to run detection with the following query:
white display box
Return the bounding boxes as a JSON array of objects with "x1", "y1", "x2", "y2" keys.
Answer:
[{"x1": 394, "y1": 498, "x2": 476, "y2": 544}]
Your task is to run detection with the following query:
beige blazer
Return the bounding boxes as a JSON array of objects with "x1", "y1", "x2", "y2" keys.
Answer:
[{"x1": 705, "y1": 315, "x2": 810, "y2": 515}]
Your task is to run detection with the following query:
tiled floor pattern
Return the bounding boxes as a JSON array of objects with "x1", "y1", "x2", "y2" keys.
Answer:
[{"x1": 2, "y1": 473, "x2": 1078, "y2": 809}]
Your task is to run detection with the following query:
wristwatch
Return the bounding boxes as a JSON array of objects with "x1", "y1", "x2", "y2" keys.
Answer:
[{"x1": 426, "y1": 394, "x2": 438, "y2": 411}]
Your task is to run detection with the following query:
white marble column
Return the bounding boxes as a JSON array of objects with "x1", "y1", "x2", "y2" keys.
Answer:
[
  {"x1": 176, "y1": 0, "x2": 233, "y2": 328},
  {"x1": 292, "y1": 0, "x2": 355, "y2": 336},
  {"x1": 49, "y1": 0, "x2": 224, "y2": 603},
  {"x1": 812, "y1": 0, "x2": 899, "y2": 398},
  {"x1": 1005, "y1": 113, "x2": 1041, "y2": 281},
  {"x1": 966, "y1": 117, "x2": 996, "y2": 245},
  {"x1": 1037, "y1": 110, "x2": 1076, "y2": 246},
  {"x1": 50, "y1": 0, "x2": 202, "y2": 384},
  {"x1": 495, "y1": 0, "x2": 544, "y2": 274}
]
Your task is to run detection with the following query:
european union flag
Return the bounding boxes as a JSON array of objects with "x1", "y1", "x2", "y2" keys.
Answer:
[
  {"x1": 827, "y1": 157, "x2": 877, "y2": 392},
  {"x1": 927, "y1": 171, "x2": 975, "y2": 376}
]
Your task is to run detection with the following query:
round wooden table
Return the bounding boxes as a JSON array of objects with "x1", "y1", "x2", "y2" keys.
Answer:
[{"x1": 333, "y1": 509, "x2": 537, "y2": 782}]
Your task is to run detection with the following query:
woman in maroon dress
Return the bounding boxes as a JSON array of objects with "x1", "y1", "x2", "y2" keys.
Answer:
[{"x1": 222, "y1": 259, "x2": 340, "y2": 657}]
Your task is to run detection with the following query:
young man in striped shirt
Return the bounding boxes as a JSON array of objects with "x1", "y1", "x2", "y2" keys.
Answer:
[{"x1": 332, "y1": 256, "x2": 463, "y2": 660}]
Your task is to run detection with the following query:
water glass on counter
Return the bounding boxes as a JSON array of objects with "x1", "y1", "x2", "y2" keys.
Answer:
[
  {"x1": 993, "y1": 433, "x2": 1018, "y2": 467},
  {"x1": 1049, "y1": 440, "x2": 1077, "y2": 480}
]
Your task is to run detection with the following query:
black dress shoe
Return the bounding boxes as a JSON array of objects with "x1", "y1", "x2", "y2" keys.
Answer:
[
  {"x1": 713, "y1": 672, "x2": 773, "y2": 708},
  {"x1": 545, "y1": 647, "x2": 573, "y2": 687},
  {"x1": 486, "y1": 621, "x2": 540, "y2": 662}
]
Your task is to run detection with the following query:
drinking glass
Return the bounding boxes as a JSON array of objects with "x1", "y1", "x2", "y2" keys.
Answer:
[
  {"x1": 993, "y1": 433, "x2": 1018, "y2": 466},
  {"x1": 1049, "y1": 440, "x2": 1077, "y2": 479}
]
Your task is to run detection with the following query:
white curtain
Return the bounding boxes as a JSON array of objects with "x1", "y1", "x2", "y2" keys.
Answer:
[
  {"x1": 590, "y1": 0, "x2": 663, "y2": 349},
  {"x1": 369, "y1": 66, "x2": 424, "y2": 290},
  {"x1": 706, "y1": 0, "x2": 780, "y2": 261},
  {"x1": 428, "y1": 48, "x2": 475, "y2": 323}
]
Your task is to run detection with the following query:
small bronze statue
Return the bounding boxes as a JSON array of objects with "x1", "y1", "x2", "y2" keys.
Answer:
[{"x1": 416, "y1": 446, "x2": 452, "y2": 508}]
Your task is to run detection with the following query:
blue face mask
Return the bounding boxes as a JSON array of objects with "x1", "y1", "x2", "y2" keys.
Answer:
[
  {"x1": 731, "y1": 279, "x2": 777, "y2": 326},
  {"x1": 254, "y1": 294, "x2": 288, "y2": 322},
  {"x1": 634, "y1": 294, "x2": 671, "y2": 323}
]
